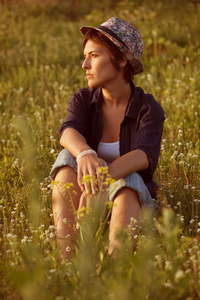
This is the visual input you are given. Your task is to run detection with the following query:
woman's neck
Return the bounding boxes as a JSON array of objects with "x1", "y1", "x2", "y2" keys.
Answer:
[{"x1": 102, "y1": 81, "x2": 131, "y2": 108}]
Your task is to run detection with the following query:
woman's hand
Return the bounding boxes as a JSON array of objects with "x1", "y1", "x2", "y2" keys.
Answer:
[{"x1": 77, "y1": 154, "x2": 107, "y2": 194}]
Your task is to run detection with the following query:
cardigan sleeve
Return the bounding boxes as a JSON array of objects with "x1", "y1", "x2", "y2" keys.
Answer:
[
  {"x1": 132, "y1": 95, "x2": 165, "y2": 182},
  {"x1": 58, "y1": 90, "x2": 89, "y2": 138}
]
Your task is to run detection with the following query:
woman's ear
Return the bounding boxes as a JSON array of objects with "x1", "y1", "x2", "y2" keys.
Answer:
[{"x1": 119, "y1": 58, "x2": 128, "y2": 68}]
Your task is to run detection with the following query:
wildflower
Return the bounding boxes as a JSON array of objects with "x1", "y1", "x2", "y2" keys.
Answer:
[
  {"x1": 130, "y1": 217, "x2": 137, "y2": 225},
  {"x1": 164, "y1": 281, "x2": 173, "y2": 289},
  {"x1": 189, "y1": 255, "x2": 197, "y2": 262},
  {"x1": 174, "y1": 269, "x2": 185, "y2": 282},
  {"x1": 44, "y1": 257, "x2": 50, "y2": 262},
  {"x1": 185, "y1": 269, "x2": 192, "y2": 274},
  {"x1": 44, "y1": 65, "x2": 50, "y2": 70},
  {"x1": 49, "y1": 225, "x2": 55, "y2": 230},
  {"x1": 193, "y1": 199, "x2": 200, "y2": 203},
  {"x1": 105, "y1": 176, "x2": 115, "y2": 186},
  {"x1": 165, "y1": 261, "x2": 172, "y2": 271},
  {"x1": 97, "y1": 166, "x2": 108, "y2": 175},
  {"x1": 6, "y1": 233, "x2": 13, "y2": 238},
  {"x1": 63, "y1": 182, "x2": 74, "y2": 191},
  {"x1": 10, "y1": 262, "x2": 15, "y2": 267},
  {"x1": 63, "y1": 218, "x2": 68, "y2": 224},
  {"x1": 49, "y1": 232, "x2": 55, "y2": 239},
  {"x1": 161, "y1": 145, "x2": 165, "y2": 150},
  {"x1": 66, "y1": 246, "x2": 71, "y2": 252}
]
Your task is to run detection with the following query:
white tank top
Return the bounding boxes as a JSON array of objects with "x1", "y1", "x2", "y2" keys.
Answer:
[{"x1": 97, "y1": 141, "x2": 120, "y2": 164}]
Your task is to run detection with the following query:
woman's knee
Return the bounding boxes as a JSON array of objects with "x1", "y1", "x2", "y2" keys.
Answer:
[
  {"x1": 52, "y1": 166, "x2": 80, "y2": 202},
  {"x1": 54, "y1": 166, "x2": 76, "y2": 182},
  {"x1": 113, "y1": 187, "x2": 140, "y2": 204}
]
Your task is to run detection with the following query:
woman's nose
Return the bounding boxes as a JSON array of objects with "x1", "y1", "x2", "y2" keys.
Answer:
[{"x1": 82, "y1": 57, "x2": 90, "y2": 70}]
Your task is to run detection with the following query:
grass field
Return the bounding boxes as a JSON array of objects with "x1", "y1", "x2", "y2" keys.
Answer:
[{"x1": 0, "y1": 0, "x2": 200, "y2": 299}]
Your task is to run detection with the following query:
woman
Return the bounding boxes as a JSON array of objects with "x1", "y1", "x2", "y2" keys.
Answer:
[{"x1": 50, "y1": 17, "x2": 165, "y2": 258}]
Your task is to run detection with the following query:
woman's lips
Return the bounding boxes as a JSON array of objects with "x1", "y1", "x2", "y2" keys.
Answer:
[{"x1": 86, "y1": 73, "x2": 93, "y2": 78}]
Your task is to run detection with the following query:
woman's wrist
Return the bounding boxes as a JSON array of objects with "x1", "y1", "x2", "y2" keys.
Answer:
[{"x1": 76, "y1": 149, "x2": 97, "y2": 164}]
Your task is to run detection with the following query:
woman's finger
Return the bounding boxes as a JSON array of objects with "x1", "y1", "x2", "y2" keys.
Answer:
[
  {"x1": 90, "y1": 173, "x2": 97, "y2": 195},
  {"x1": 77, "y1": 168, "x2": 84, "y2": 190},
  {"x1": 97, "y1": 168, "x2": 103, "y2": 190},
  {"x1": 96, "y1": 162, "x2": 108, "y2": 190},
  {"x1": 84, "y1": 178, "x2": 91, "y2": 194}
]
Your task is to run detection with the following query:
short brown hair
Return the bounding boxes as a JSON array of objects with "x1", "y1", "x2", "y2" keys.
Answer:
[{"x1": 82, "y1": 29, "x2": 134, "y2": 83}]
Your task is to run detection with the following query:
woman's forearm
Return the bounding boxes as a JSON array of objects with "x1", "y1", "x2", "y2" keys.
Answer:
[
  {"x1": 60, "y1": 129, "x2": 149, "y2": 180},
  {"x1": 108, "y1": 149, "x2": 149, "y2": 180},
  {"x1": 60, "y1": 128, "x2": 91, "y2": 158}
]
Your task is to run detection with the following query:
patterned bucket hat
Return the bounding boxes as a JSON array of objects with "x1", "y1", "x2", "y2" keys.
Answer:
[{"x1": 80, "y1": 17, "x2": 144, "y2": 75}]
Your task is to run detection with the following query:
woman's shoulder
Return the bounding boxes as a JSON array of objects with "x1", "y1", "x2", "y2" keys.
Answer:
[{"x1": 135, "y1": 86, "x2": 165, "y2": 118}]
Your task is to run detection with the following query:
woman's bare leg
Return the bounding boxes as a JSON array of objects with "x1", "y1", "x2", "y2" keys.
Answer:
[
  {"x1": 108, "y1": 187, "x2": 141, "y2": 254},
  {"x1": 52, "y1": 166, "x2": 81, "y2": 259}
]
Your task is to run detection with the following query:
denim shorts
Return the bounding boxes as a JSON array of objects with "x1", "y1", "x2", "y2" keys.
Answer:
[{"x1": 50, "y1": 149, "x2": 153, "y2": 209}]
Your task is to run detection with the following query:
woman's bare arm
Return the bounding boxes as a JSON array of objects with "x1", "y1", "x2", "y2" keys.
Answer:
[
  {"x1": 108, "y1": 149, "x2": 149, "y2": 180},
  {"x1": 60, "y1": 128, "x2": 91, "y2": 157}
]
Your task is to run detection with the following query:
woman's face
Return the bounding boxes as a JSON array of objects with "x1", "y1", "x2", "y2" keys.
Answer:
[{"x1": 82, "y1": 40, "x2": 121, "y2": 89}]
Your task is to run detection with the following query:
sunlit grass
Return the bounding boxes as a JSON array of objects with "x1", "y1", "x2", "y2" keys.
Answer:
[{"x1": 0, "y1": 0, "x2": 200, "y2": 299}]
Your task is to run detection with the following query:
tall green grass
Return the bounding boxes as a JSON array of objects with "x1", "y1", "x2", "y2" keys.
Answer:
[{"x1": 0, "y1": 0, "x2": 200, "y2": 299}]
